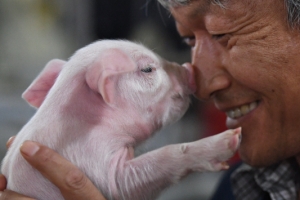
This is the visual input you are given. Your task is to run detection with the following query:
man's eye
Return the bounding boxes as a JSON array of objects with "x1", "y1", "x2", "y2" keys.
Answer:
[
  {"x1": 212, "y1": 34, "x2": 230, "y2": 47},
  {"x1": 212, "y1": 34, "x2": 226, "y2": 39},
  {"x1": 183, "y1": 37, "x2": 196, "y2": 47}
]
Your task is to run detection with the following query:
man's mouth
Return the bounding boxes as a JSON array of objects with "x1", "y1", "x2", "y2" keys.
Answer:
[{"x1": 225, "y1": 101, "x2": 259, "y2": 119}]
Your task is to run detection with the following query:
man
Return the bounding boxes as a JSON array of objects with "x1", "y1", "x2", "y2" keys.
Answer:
[
  {"x1": 161, "y1": 0, "x2": 300, "y2": 199},
  {"x1": 1, "y1": 0, "x2": 300, "y2": 199}
]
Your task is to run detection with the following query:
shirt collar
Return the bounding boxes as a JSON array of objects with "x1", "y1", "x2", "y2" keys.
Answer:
[{"x1": 231, "y1": 158, "x2": 300, "y2": 200}]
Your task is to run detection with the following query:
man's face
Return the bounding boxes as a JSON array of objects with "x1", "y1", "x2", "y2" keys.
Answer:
[{"x1": 171, "y1": 0, "x2": 300, "y2": 167}]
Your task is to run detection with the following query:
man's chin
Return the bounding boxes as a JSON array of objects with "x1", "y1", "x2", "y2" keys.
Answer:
[{"x1": 238, "y1": 147, "x2": 283, "y2": 168}]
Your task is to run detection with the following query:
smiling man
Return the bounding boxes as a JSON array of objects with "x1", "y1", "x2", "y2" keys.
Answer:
[
  {"x1": 158, "y1": 0, "x2": 300, "y2": 199},
  {"x1": 1, "y1": 0, "x2": 300, "y2": 199}
]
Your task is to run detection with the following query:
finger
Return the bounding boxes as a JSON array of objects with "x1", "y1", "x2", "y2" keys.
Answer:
[
  {"x1": 0, "y1": 175, "x2": 7, "y2": 191},
  {"x1": 0, "y1": 190, "x2": 35, "y2": 200},
  {"x1": 20, "y1": 141, "x2": 106, "y2": 200},
  {"x1": 6, "y1": 136, "x2": 15, "y2": 149}
]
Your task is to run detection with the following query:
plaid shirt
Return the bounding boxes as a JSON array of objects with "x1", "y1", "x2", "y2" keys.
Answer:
[{"x1": 231, "y1": 158, "x2": 300, "y2": 200}]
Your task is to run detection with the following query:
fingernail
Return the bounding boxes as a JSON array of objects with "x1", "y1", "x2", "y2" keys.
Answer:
[
  {"x1": 6, "y1": 136, "x2": 15, "y2": 148},
  {"x1": 20, "y1": 141, "x2": 40, "y2": 157}
]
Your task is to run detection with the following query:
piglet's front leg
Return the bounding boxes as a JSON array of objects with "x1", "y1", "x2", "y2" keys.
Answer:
[{"x1": 115, "y1": 128, "x2": 241, "y2": 200}]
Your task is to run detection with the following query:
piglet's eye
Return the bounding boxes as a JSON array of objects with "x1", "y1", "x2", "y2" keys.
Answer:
[{"x1": 141, "y1": 67, "x2": 152, "y2": 73}]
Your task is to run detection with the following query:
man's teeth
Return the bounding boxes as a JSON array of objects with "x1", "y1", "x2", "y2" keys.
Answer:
[{"x1": 226, "y1": 101, "x2": 258, "y2": 119}]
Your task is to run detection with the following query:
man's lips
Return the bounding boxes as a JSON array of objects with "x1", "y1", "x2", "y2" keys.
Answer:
[
  {"x1": 223, "y1": 100, "x2": 260, "y2": 129},
  {"x1": 225, "y1": 101, "x2": 259, "y2": 119}
]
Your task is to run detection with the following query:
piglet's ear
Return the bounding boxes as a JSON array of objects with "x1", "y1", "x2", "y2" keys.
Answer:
[
  {"x1": 86, "y1": 48, "x2": 136, "y2": 105},
  {"x1": 22, "y1": 59, "x2": 66, "y2": 108}
]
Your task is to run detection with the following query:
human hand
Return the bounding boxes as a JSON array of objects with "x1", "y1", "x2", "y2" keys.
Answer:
[
  {"x1": 0, "y1": 136, "x2": 31, "y2": 199},
  {"x1": 0, "y1": 138, "x2": 106, "y2": 200},
  {"x1": 0, "y1": 136, "x2": 15, "y2": 191}
]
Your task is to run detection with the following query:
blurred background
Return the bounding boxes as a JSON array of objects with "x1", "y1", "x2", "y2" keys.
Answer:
[{"x1": 0, "y1": 0, "x2": 235, "y2": 199}]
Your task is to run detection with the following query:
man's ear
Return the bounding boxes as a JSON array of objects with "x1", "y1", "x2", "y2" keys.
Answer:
[
  {"x1": 22, "y1": 59, "x2": 66, "y2": 108},
  {"x1": 86, "y1": 48, "x2": 136, "y2": 105}
]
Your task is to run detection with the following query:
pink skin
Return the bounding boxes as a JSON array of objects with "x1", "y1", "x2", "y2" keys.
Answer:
[{"x1": 1, "y1": 40, "x2": 240, "y2": 200}]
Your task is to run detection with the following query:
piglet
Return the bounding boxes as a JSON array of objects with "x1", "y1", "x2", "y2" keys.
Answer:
[{"x1": 1, "y1": 40, "x2": 241, "y2": 200}]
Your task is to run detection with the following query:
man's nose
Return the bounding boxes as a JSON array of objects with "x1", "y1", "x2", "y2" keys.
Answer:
[{"x1": 192, "y1": 33, "x2": 231, "y2": 100}]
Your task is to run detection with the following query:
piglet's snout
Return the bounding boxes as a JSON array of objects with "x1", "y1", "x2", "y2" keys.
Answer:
[
  {"x1": 164, "y1": 61, "x2": 196, "y2": 95},
  {"x1": 182, "y1": 63, "x2": 197, "y2": 94}
]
